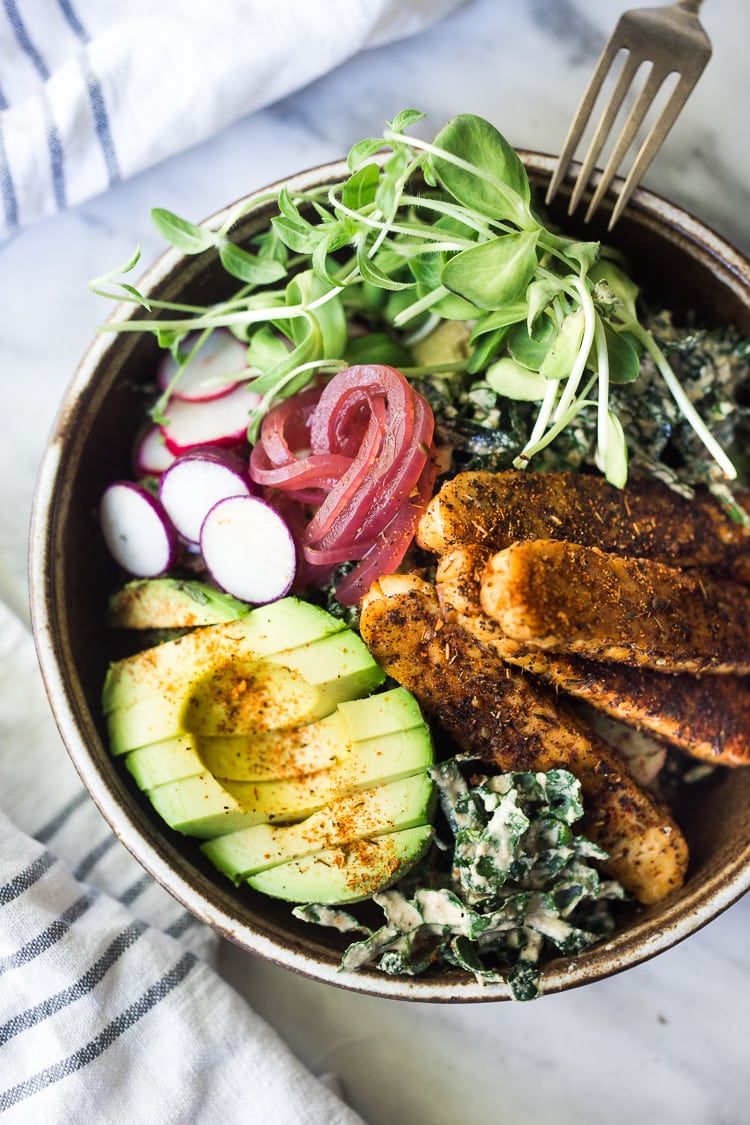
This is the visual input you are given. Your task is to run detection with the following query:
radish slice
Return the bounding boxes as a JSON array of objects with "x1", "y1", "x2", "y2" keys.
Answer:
[
  {"x1": 134, "y1": 425, "x2": 176, "y2": 477},
  {"x1": 160, "y1": 383, "x2": 262, "y2": 455},
  {"x1": 159, "y1": 447, "x2": 254, "y2": 544},
  {"x1": 100, "y1": 482, "x2": 177, "y2": 577},
  {"x1": 200, "y1": 495, "x2": 296, "y2": 605},
  {"x1": 156, "y1": 329, "x2": 250, "y2": 403}
]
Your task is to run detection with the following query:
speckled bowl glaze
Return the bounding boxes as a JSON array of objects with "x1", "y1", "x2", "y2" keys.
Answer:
[{"x1": 29, "y1": 155, "x2": 750, "y2": 1001}]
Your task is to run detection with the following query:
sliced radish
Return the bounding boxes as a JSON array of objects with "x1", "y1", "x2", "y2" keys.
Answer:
[
  {"x1": 200, "y1": 495, "x2": 296, "y2": 605},
  {"x1": 100, "y1": 482, "x2": 177, "y2": 577},
  {"x1": 160, "y1": 383, "x2": 261, "y2": 455},
  {"x1": 159, "y1": 447, "x2": 255, "y2": 545},
  {"x1": 134, "y1": 424, "x2": 177, "y2": 477},
  {"x1": 156, "y1": 329, "x2": 250, "y2": 403}
]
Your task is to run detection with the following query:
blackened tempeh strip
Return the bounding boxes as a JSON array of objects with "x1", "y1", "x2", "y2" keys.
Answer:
[
  {"x1": 480, "y1": 539, "x2": 750, "y2": 675},
  {"x1": 359, "y1": 573, "x2": 688, "y2": 905},
  {"x1": 417, "y1": 470, "x2": 750, "y2": 581},
  {"x1": 436, "y1": 545, "x2": 750, "y2": 766}
]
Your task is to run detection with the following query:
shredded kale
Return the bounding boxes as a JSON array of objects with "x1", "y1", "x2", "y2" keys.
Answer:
[{"x1": 294, "y1": 762, "x2": 624, "y2": 1000}]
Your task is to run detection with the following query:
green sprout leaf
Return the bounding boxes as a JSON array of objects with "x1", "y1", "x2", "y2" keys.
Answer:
[
  {"x1": 150, "y1": 209, "x2": 216, "y2": 254},
  {"x1": 218, "y1": 241, "x2": 288, "y2": 285},
  {"x1": 430, "y1": 114, "x2": 532, "y2": 226},
  {"x1": 486, "y1": 357, "x2": 549, "y2": 401},
  {"x1": 441, "y1": 231, "x2": 539, "y2": 310}
]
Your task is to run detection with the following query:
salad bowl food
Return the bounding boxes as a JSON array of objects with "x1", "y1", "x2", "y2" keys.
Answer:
[{"x1": 30, "y1": 112, "x2": 750, "y2": 1001}]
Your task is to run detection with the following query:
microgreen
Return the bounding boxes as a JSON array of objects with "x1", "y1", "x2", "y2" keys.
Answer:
[{"x1": 91, "y1": 110, "x2": 738, "y2": 485}]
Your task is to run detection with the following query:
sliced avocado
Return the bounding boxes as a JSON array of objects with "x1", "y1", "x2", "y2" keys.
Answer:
[
  {"x1": 108, "y1": 626, "x2": 385, "y2": 754},
  {"x1": 247, "y1": 825, "x2": 434, "y2": 904},
  {"x1": 199, "y1": 711, "x2": 346, "y2": 781},
  {"x1": 199, "y1": 687, "x2": 424, "y2": 781},
  {"x1": 336, "y1": 687, "x2": 426, "y2": 741},
  {"x1": 102, "y1": 597, "x2": 345, "y2": 713},
  {"x1": 125, "y1": 735, "x2": 203, "y2": 790},
  {"x1": 122, "y1": 686, "x2": 431, "y2": 788},
  {"x1": 183, "y1": 630, "x2": 385, "y2": 737},
  {"x1": 107, "y1": 578, "x2": 250, "y2": 630},
  {"x1": 147, "y1": 771, "x2": 267, "y2": 838},
  {"x1": 145, "y1": 722, "x2": 433, "y2": 837},
  {"x1": 201, "y1": 773, "x2": 435, "y2": 881}
]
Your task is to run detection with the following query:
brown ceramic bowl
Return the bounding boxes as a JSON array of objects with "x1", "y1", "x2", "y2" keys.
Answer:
[{"x1": 29, "y1": 154, "x2": 750, "y2": 1001}]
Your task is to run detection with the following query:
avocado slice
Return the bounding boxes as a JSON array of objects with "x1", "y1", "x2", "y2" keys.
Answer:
[
  {"x1": 107, "y1": 578, "x2": 250, "y2": 630},
  {"x1": 122, "y1": 686, "x2": 428, "y2": 789},
  {"x1": 107, "y1": 625, "x2": 385, "y2": 754},
  {"x1": 201, "y1": 773, "x2": 435, "y2": 881},
  {"x1": 102, "y1": 596, "x2": 346, "y2": 713},
  {"x1": 125, "y1": 734, "x2": 201, "y2": 790},
  {"x1": 247, "y1": 825, "x2": 434, "y2": 904},
  {"x1": 199, "y1": 687, "x2": 427, "y2": 781},
  {"x1": 145, "y1": 723, "x2": 433, "y2": 837}
]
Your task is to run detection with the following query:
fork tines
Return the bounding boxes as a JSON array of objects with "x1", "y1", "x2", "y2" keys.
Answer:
[{"x1": 546, "y1": 2, "x2": 712, "y2": 229}]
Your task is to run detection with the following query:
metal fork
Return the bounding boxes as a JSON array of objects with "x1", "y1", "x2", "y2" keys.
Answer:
[{"x1": 546, "y1": 0, "x2": 711, "y2": 229}]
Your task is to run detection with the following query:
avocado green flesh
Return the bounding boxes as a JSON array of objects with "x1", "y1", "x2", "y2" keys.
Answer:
[
  {"x1": 247, "y1": 825, "x2": 434, "y2": 904},
  {"x1": 125, "y1": 735, "x2": 201, "y2": 790},
  {"x1": 107, "y1": 628, "x2": 385, "y2": 754},
  {"x1": 145, "y1": 725, "x2": 433, "y2": 837},
  {"x1": 105, "y1": 599, "x2": 436, "y2": 903},
  {"x1": 122, "y1": 686, "x2": 432, "y2": 793},
  {"x1": 102, "y1": 596, "x2": 346, "y2": 713},
  {"x1": 107, "y1": 578, "x2": 250, "y2": 630},
  {"x1": 200, "y1": 773, "x2": 436, "y2": 880}
]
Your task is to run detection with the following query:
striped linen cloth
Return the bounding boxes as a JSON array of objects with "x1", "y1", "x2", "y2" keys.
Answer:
[
  {"x1": 0, "y1": 600, "x2": 367, "y2": 1123},
  {"x1": 0, "y1": 0, "x2": 465, "y2": 240}
]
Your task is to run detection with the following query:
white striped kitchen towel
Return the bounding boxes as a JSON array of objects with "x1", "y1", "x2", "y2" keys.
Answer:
[
  {"x1": 0, "y1": 599, "x2": 366, "y2": 1124},
  {"x1": 0, "y1": 0, "x2": 466, "y2": 241}
]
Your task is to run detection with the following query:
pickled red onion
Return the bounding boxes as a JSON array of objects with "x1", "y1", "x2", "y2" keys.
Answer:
[{"x1": 248, "y1": 365, "x2": 437, "y2": 604}]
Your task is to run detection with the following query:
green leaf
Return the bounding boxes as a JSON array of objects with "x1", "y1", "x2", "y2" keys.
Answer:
[
  {"x1": 441, "y1": 231, "x2": 539, "y2": 310},
  {"x1": 410, "y1": 253, "x2": 476, "y2": 320},
  {"x1": 347, "y1": 137, "x2": 385, "y2": 171},
  {"x1": 466, "y1": 325, "x2": 510, "y2": 375},
  {"x1": 430, "y1": 114, "x2": 532, "y2": 225},
  {"x1": 311, "y1": 221, "x2": 357, "y2": 285},
  {"x1": 270, "y1": 214, "x2": 320, "y2": 254},
  {"x1": 285, "y1": 270, "x2": 348, "y2": 358},
  {"x1": 246, "y1": 325, "x2": 290, "y2": 371},
  {"x1": 563, "y1": 240, "x2": 600, "y2": 275},
  {"x1": 150, "y1": 209, "x2": 216, "y2": 254},
  {"x1": 526, "y1": 278, "x2": 564, "y2": 330},
  {"x1": 469, "y1": 304, "x2": 528, "y2": 341},
  {"x1": 601, "y1": 323, "x2": 641, "y2": 384},
  {"x1": 486, "y1": 357, "x2": 549, "y2": 401},
  {"x1": 375, "y1": 148, "x2": 409, "y2": 216},
  {"x1": 507, "y1": 314, "x2": 557, "y2": 369},
  {"x1": 341, "y1": 163, "x2": 380, "y2": 210},
  {"x1": 357, "y1": 245, "x2": 415, "y2": 292},
  {"x1": 389, "y1": 108, "x2": 426, "y2": 134},
  {"x1": 119, "y1": 284, "x2": 151, "y2": 311},
  {"x1": 539, "y1": 308, "x2": 586, "y2": 380},
  {"x1": 345, "y1": 331, "x2": 412, "y2": 368},
  {"x1": 218, "y1": 241, "x2": 288, "y2": 285}
]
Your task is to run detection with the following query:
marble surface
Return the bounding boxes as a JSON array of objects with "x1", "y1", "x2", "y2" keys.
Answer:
[{"x1": 3, "y1": 0, "x2": 750, "y2": 1120}]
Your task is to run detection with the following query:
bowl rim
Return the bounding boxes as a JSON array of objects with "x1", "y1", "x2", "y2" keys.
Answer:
[{"x1": 29, "y1": 153, "x2": 750, "y2": 1002}]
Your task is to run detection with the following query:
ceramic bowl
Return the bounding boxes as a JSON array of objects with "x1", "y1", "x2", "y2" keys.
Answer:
[{"x1": 29, "y1": 154, "x2": 750, "y2": 1001}]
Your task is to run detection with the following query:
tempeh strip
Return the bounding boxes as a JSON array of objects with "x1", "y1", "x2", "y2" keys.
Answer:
[
  {"x1": 360, "y1": 573, "x2": 688, "y2": 905},
  {"x1": 480, "y1": 539, "x2": 750, "y2": 675},
  {"x1": 437, "y1": 545, "x2": 750, "y2": 766},
  {"x1": 417, "y1": 470, "x2": 750, "y2": 581}
]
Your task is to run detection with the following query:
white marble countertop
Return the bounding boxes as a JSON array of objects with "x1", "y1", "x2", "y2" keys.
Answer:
[{"x1": 3, "y1": 0, "x2": 749, "y2": 1120}]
